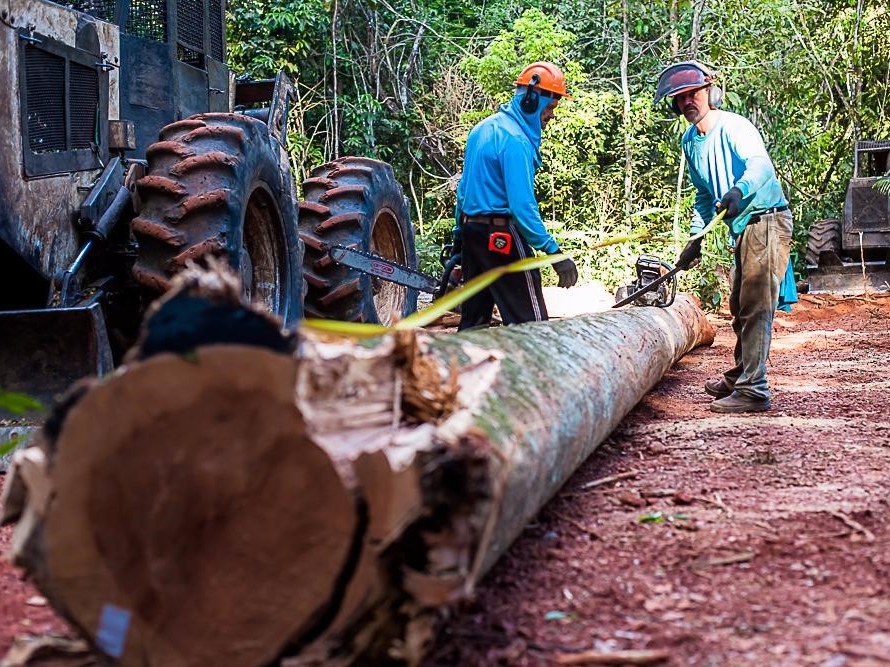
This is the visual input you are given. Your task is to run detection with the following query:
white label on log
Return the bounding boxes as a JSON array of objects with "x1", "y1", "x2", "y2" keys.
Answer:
[{"x1": 97, "y1": 604, "x2": 131, "y2": 658}]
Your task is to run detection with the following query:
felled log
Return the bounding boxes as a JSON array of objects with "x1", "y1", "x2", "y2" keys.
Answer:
[{"x1": 4, "y1": 268, "x2": 714, "y2": 666}]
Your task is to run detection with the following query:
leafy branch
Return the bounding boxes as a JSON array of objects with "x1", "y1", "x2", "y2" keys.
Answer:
[
  {"x1": 874, "y1": 173, "x2": 890, "y2": 197},
  {"x1": 0, "y1": 390, "x2": 42, "y2": 458}
]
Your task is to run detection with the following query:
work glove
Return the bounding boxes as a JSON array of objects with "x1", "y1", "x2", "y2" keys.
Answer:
[
  {"x1": 552, "y1": 255, "x2": 579, "y2": 289},
  {"x1": 676, "y1": 236, "x2": 703, "y2": 270},
  {"x1": 451, "y1": 229, "x2": 462, "y2": 257},
  {"x1": 440, "y1": 229, "x2": 461, "y2": 266},
  {"x1": 716, "y1": 187, "x2": 743, "y2": 220}
]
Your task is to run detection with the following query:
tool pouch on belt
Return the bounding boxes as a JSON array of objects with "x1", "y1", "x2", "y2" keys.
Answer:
[{"x1": 487, "y1": 220, "x2": 512, "y2": 255}]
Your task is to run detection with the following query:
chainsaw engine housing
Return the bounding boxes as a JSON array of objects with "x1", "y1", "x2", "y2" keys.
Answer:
[{"x1": 615, "y1": 255, "x2": 677, "y2": 307}]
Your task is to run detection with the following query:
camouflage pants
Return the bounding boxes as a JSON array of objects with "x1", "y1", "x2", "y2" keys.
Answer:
[{"x1": 724, "y1": 210, "x2": 793, "y2": 400}]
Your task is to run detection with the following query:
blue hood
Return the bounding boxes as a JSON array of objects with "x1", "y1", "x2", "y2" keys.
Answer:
[{"x1": 500, "y1": 90, "x2": 549, "y2": 168}]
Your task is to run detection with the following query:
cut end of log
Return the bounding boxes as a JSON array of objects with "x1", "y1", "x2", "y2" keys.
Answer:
[{"x1": 25, "y1": 347, "x2": 360, "y2": 666}]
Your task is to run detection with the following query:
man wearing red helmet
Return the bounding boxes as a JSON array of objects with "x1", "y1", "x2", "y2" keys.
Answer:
[
  {"x1": 453, "y1": 62, "x2": 579, "y2": 330},
  {"x1": 655, "y1": 61, "x2": 795, "y2": 414}
]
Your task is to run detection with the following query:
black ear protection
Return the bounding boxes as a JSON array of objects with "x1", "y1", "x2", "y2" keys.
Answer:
[
  {"x1": 520, "y1": 73, "x2": 542, "y2": 113},
  {"x1": 669, "y1": 63, "x2": 724, "y2": 115}
]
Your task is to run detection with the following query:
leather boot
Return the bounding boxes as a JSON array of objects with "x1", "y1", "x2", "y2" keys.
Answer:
[
  {"x1": 704, "y1": 377, "x2": 733, "y2": 399},
  {"x1": 710, "y1": 391, "x2": 771, "y2": 414}
]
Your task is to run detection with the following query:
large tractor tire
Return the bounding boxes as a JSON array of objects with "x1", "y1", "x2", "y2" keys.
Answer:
[
  {"x1": 131, "y1": 113, "x2": 304, "y2": 325},
  {"x1": 298, "y1": 157, "x2": 418, "y2": 324},
  {"x1": 805, "y1": 218, "x2": 841, "y2": 268}
]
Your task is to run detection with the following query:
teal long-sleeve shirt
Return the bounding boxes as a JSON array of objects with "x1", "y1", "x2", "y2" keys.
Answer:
[
  {"x1": 683, "y1": 110, "x2": 788, "y2": 237},
  {"x1": 683, "y1": 109, "x2": 797, "y2": 310}
]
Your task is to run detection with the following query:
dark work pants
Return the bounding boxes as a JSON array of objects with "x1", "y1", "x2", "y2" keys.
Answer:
[
  {"x1": 457, "y1": 221, "x2": 548, "y2": 330},
  {"x1": 724, "y1": 210, "x2": 793, "y2": 400}
]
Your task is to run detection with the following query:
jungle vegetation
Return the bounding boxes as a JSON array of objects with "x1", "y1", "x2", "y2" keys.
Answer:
[{"x1": 227, "y1": 0, "x2": 890, "y2": 306}]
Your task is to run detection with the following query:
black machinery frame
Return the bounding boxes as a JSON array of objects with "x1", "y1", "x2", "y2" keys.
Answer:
[{"x1": 18, "y1": 30, "x2": 109, "y2": 178}]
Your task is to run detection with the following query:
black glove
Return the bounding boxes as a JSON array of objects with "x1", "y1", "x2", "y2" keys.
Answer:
[
  {"x1": 552, "y1": 256, "x2": 578, "y2": 289},
  {"x1": 716, "y1": 186, "x2": 743, "y2": 220},
  {"x1": 451, "y1": 229, "x2": 463, "y2": 257},
  {"x1": 676, "y1": 236, "x2": 702, "y2": 270}
]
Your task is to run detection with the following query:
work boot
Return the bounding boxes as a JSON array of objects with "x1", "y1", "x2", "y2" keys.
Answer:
[
  {"x1": 709, "y1": 391, "x2": 771, "y2": 414},
  {"x1": 704, "y1": 377, "x2": 734, "y2": 399}
]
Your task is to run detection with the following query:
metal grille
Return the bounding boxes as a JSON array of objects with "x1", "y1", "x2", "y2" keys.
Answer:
[
  {"x1": 127, "y1": 0, "x2": 168, "y2": 42},
  {"x1": 25, "y1": 48, "x2": 66, "y2": 154},
  {"x1": 208, "y1": 0, "x2": 224, "y2": 61},
  {"x1": 69, "y1": 62, "x2": 98, "y2": 150},
  {"x1": 69, "y1": 0, "x2": 116, "y2": 20},
  {"x1": 850, "y1": 180, "x2": 890, "y2": 232},
  {"x1": 177, "y1": 0, "x2": 204, "y2": 50},
  {"x1": 177, "y1": 45, "x2": 204, "y2": 68},
  {"x1": 857, "y1": 140, "x2": 890, "y2": 151}
]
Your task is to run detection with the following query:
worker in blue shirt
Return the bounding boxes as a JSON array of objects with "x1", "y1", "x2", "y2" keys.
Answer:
[
  {"x1": 655, "y1": 60, "x2": 795, "y2": 414},
  {"x1": 453, "y1": 62, "x2": 578, "y2": 330}
]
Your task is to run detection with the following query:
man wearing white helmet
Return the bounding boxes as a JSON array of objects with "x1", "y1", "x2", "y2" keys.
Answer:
[
  {"x1": 655, "y1": 60, "x2": 795, "y2": 413},
  {"x1": 453, "y1": 61, "x2": 579, "y2": 330}
]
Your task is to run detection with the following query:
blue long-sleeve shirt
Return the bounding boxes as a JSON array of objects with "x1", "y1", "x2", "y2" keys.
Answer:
[
  {"x1": 454, "y1": 92, "x2": 560, "y2": 254},
  {"x1": 683, "y1": 110, "x2": 788, "y2": 237}
]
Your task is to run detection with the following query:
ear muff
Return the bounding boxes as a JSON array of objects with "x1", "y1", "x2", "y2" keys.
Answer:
[
  {"x1": 670, "y1": 84, "x2": 724, "y2": 115},
  {"x1": 520, "y1": 73, "x2": 541, "y2": 114}
]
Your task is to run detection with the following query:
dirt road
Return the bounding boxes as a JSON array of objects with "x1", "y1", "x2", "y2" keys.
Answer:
[
  {"x1": 428, "y1": 293, "x2": 890, "y2": 666},
  {"x1": 2, "y1": 293, "x2": 890, "y2": 665}
]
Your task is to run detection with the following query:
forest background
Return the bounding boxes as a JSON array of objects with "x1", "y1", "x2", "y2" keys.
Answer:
[{"x1": 227, "y1": 0, "x2": 890, "y2": 307}]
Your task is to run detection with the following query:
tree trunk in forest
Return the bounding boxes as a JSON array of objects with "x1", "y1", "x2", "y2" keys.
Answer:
[
  {"x1": 4, "y1": 276, "x2": 714, "y2": 666},
  {"x1": 670, "y1": 0, "x2": 679, "y2": 57},
  {"x1": 691, "y1": 0, "x2": 706, "y2": 58},
  {"x1": 673, "y1": 147, "x2": 687, "y2": 256},
  {"x1": 620, "y1": 0, "x2": 633, "y2": 220},
  {"x1": 330, "y1": 0, "x2": 341, "y2": 159}
]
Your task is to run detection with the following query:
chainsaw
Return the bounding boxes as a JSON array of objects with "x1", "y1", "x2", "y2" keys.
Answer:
[
  {"x1": 613, "y1": 255, "x2": 679, "y2": 308},
  {"x1": 328, "y1": 245, "x2": 460, "y2": 299}
]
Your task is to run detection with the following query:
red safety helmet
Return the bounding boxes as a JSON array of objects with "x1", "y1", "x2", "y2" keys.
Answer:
[
  {"x1": 514, "y1": 62, "x2": 573, "y2": 100},
  {"x1": 654, "y1": 60, "x2": 723, "y2": 110}
]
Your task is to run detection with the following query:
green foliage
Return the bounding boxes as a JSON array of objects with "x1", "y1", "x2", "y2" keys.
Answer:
[
  {"x1": 0, "y1": 390, "x2": 41, "y2": 458},
  {"x1": 224, "y1": 0, "x2": 890, "y2": 307},
  {"x1": 416, "y1": 216, "x2": 456, "y2": 276},
  {"x1": 0, "y1": 390, "x2": 42, "y2": 415},
  {"x1": 461, "y1": 9, "x2": 582, "y2": 100},
  {"x1": 227, "y1": 0, "x2": 328, "y2": 79},
  {"x1": 0, "y1": 435, "x2": 24, "y2": 459}
]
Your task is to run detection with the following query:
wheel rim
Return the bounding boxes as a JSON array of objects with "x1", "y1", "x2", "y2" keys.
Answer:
[
  {"x1": 370, "y1": 207, "x2": 408, "y2": 326},
  {"x1": 243, "y1": 185, "x2": 287, "y2": 316}
]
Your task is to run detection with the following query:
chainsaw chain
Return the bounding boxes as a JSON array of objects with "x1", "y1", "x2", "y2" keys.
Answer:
[{"x1": 329, "y1": 243, "x2": 416, "y2": 272}]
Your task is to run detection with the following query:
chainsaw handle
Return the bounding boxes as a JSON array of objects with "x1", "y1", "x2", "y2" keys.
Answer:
[{"x1": 434, "y1": 253, "x2": 462, "y2": 300}]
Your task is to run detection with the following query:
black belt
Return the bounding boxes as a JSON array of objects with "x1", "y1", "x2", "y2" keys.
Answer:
[
  {"x1": 748, "y1": 204, "x2": 789, "y2": 223},
  {"x1": 462, "y1": 214, "x2": 511, "y2": 227},
  {"x1": 750, "y1": 204, "x2": 789, "y2": 220}
]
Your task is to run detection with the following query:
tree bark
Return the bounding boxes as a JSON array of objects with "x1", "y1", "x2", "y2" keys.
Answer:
[
  {"x1": 691, "y1": 0, "x2": 706, "y2": 58},
  {"x1": 669, "y1": 0, "x2": 679, "y2": 57},
  {"x1": 5, "y1": 291, "x2": 714, "y2": 666},
  {"x1": 620, "y1": 0, "x2": 633, "y2": 219}
]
